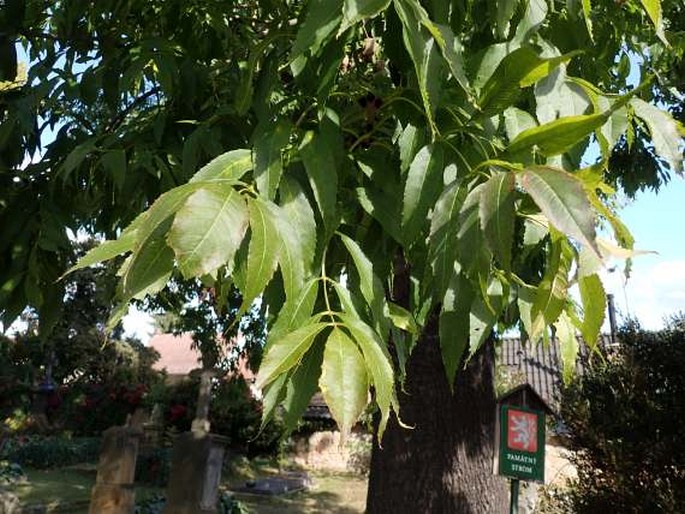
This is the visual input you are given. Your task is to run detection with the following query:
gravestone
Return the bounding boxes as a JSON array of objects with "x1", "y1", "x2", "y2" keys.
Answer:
[
  {"x1": 161, "y1": 431, "x2": 228, "y2": 514},
  {"x1": 0, "y1": 490, "x2": 20, "y2": 514},
  {"x1": 142, "y1": 404, "x2": 164, "y2": 450},
  {"x1": 88, "y1": 425, "x2": 142, "y2": 514},
  {"x1": 162, "y1": 369, "x2": 228, "y2": 514}
]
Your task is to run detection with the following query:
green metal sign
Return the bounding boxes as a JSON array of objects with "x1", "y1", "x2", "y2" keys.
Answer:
[{"x1": 498, "y1": 404, "x2": 545, "y2": 483}]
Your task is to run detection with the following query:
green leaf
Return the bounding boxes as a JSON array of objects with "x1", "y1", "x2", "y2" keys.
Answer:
[
  {"x1": 122, "y1": 219, "x2": 175, "y2": 299},
  {"x1": 479, "y1": 171, "x2": 515, "y2": 271},
  {"x1": 168, "y1": 184, "x2": 249, "y2": 277},
  {"x1": 59, "y1": 141, "x2": 96, "y2": 182},
  {"x1": 421, "y1": 21, "x2": 471, "y2": 96},
  {"x1": 101, "y1": 149, "x2": 127, "y2": 191},
  {"x1": 290, "y1": 0, "x2": 343, "y2": 75},
  {"x1": 504, "y1": 107, "x2": 537, "y2": 141},
  {"x1": 393, "y1": 0, "x2": 444, "y2": 132},
  {"x1": 356, "y1": 186, "x2": 403, "y2": 243},
  {"x1": 518, "y1": 166, "x2": 600, "y2": 258},
  {"x1": 507, "y1": 112, "x2": 608, "y2": 157},
  {"x1": 398, "y1": 123, "x2": 426, "y2": 173},
  {"x1": 260, "y1": 373, "x2": 288, "y2": 430},
  {"x1": 254, "y1": 120, "x2": 292, "y2": 200},
  {"x1": 479, "y1": 48, "x2": 578, "y2": 116},
  {"x1": 555, "y1": 310, "x2": 578, "y2": 385},
  {"x1": 340, "y1": 314, "x2": 396, "y2": 440},
  {"x1": 189, "y1": 149, "x2": 253, "y2": 183},
  {"x1": 299, "y1": 128, "x2": 339, "y2": 236},
  {"x1": 517, "y1": 284, "x2": 538, "y2": 341},
  {"x1": 282, "y1": 339, "x2": 325, "y2": 432},
  {"x1": 469, "y1": 279, "x2": 502, "y2": 354},
  {"x1": 429, "y1": 179, "x2": 466, "y2": 298},
  {"x1": 340, "y1": 0, "x2": 391, "y2": 34},
  {"x1": 64, "y1": 231, "x2": 137, "y2": 277},
  {"x1": 256, "y1": 321, "x2": 329, "y2": 389},
  {"x1": 496, "y1": 0, "x2": 519, "y2": 39},
  {"x1": 401, "y1": 144, "x2": 445, "y2": 245},
  {"x1": 339, "y1": 233, "x2": 387, "y2": 335},
  {"x1": 440, "y1": 273, "x2": 473, "y2": 388},
  {"x1": 320, "y1": 328, "x2": 369, "y2": 440},
  {"x1": 530, "y1": 235, "x2": 573, "y2": 337},
  {"x1": 278, "y1": 177, "x2": 317, "y2": 295},
  {"x1": 235, "y1": 35, "x2": 279, "y2": 116},
  {"x1": 631, "y1": 99, "x2": 683, "y2": 175},
  {"x1": 241, "y1": 198, "x2": 282, "y2": 309},
  {"x1": 269, "y1": 278, "x2": 319, "y2": 344},
  {"x1": 135, "y1": 185, "x2": 198, "y2": 246},
  {"x1": 581, "y1": 0, "x2": 594, "y2": 41},
  {"x1": 456, "y1": 184, "x2": 490, "y2": 273},
  {"x1": 536, "y1": 73, "x2": 591, "y2": 126},
  {"x1": 388, "y1": 302, "x2": 418, "y2": 334},
  {"x1": 578, "y1": 273, "x2": 605, "y2": 350},
  {"x1": 512, "y1": 0, "x2": 547, "y2": 42},
  {"x1": 332, "y1": 282, "x2": 362, "y2": 317},
  {"x1": 639, "y1": 0, "x2": 667, "y2": 44}
]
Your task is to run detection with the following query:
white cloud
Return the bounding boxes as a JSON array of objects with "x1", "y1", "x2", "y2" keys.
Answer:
[
  {"x1": 122, "y1": 306, "x2": 155, "y2": 344},
  {"x1": 601, "y1": 259, "x2": 685, "y2": 330}
]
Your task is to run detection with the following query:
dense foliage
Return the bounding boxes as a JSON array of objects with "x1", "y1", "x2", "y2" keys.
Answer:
[
  {"x1": 147, "y1": 375, "x2": 284, "y2": 457},
  {"x1": 0, "y1": 435, "x2": 101, "y2": 469},
  {"x1": 51, "y1": 0, "x2": 682, "y2": 442},
  {"x1": 1, "y1": 1, "x2": 683, "y2": 508},
  {"x1": 0, "y1": 241, "x2": 162, "y2": 432},
  {"x1": 559, "y1": 316, "x2": 685, "y2": 513}
]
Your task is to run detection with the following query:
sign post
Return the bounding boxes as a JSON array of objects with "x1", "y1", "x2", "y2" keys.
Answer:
[
  {"x1": 495, "y1": 384, "x2": 553, "y2": 514},
  {"x1": 499, "y1": 404, "x2": 546, "y2": 482}
]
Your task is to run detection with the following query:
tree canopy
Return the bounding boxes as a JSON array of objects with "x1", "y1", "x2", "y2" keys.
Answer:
[{"x1": 1, "y1": 0, "x2": 683, "y2": 442}]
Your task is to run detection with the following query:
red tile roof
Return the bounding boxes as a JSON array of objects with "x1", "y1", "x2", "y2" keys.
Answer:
[
  {"x1": 149, "y1": 332, "x2": 202, "y2": 375},
  {"x1": 148, "y1": 332, "x2": 255, "y2": 381}
]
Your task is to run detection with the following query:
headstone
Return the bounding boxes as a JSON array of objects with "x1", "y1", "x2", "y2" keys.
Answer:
[
  {"x1": 0, "y1": 490, "x2": 20, "y2": 514},
  {"x1": 88, "y1": 426, "x2": 142, "y2": 514},
  {"x1": 191, "y1": 370, "x2": 214, "y2": 434},
  {"x1": 142, "y1": 404, "x2": 165, "y2": 450},
  {"x1": 161, "y1": 431, "x2": 228, "y2": 514}
]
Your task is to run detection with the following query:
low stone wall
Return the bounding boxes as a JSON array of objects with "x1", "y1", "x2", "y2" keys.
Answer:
[
  {"x1": 517, "y1": 443, "x2": 577, "y2": 514},
  {"x1": 290, "y1": 431, "x2": 370, "y2": 474}
]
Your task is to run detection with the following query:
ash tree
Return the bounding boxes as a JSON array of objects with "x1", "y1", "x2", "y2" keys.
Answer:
[{"x1": 1, "y1": 0, "x2": 683, "y2": 511}]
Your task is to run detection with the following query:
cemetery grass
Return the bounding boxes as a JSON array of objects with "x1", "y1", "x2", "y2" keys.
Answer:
[
  {"x1": 227, "y1": 459, "x2": 367, "y2": 513},
  {"x1": 11, "y1": 467, "x2": 163, "y2": 513},
  {"x1": 9, "y1": 460, "x2": 367, "y2": 513}
]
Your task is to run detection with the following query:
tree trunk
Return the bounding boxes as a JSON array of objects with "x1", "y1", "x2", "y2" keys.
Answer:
[{"x1": 366, "y1": 312, "x2": 508, "y2": 513}]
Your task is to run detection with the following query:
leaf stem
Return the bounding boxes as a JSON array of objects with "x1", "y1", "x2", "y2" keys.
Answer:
[{"x1": 320, "y1": 247, "x2": 337, "y2": 325}]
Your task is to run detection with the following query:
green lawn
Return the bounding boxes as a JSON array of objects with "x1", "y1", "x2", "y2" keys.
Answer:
[
  {"x1": 13, "y1": 468, "x2": 92, "y2": 507},
  {"x1": 11, "y1": 467, "x2": 163, "y2": 513},
  {"x1": 229, "y1": 471, "x2": 367, "y2": 514},
  {"x1": 7, "y1": 461, "x2": 367, "y2": 513}
]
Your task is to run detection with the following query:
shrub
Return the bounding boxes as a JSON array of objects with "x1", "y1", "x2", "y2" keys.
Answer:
[
  {"x1": 135, "y1": 448, "x2": 172, "y2": 486},
  {"x1": 134, "y1": 492, "x2": 249, "y2": 514},
  {"x1": 0, "y1": 460, "x2": 26, "y2": 485},
  {"x1": 0, "y1": 435, "x2": 101, "y2": 469},
  {"x1": 559, "y1": 315, "x2": 685, "y2": 513},
  {"x1": 154, "y1": 376, "x2": 285, "y2": 458}
]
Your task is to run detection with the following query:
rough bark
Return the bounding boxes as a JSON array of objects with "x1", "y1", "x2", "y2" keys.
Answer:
[{"x1": 366, "y1": 312, "x2": 508, "y2": 514}]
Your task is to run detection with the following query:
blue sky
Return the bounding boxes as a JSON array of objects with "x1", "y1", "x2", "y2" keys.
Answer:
[{"x1": 601, "y1": 177, "x2": 685, "y2": 329}]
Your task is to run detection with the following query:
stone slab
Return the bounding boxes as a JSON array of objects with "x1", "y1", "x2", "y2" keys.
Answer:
[
  {"x1": 162, "y1": 432, "x2": 228, "y2": 514},
  {"x1": 88, "y1": 484, "x2": 135, "y2": 514}
]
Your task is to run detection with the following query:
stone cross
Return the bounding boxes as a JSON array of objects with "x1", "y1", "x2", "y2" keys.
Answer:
[{"x1": 191, "y1": 369, "x2": 214, "y2": 434}]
